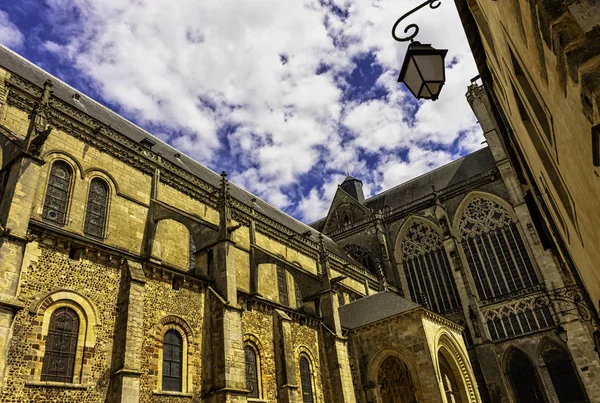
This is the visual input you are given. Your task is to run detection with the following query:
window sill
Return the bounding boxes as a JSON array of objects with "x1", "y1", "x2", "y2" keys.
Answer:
[
  {"x1": 248, "y1": 399, "x2": 269, "y2": 403},
  {"x1": 25, "y1": 381, "x2": 90, "y2": 389},
  {"x1": 152, "y1": 390, "x2": 194, "y2": 397}
]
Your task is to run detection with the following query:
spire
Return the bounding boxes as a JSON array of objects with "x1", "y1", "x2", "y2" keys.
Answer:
[{"x1": 340, "y1": 175, "x2": 365, "y2": 204}]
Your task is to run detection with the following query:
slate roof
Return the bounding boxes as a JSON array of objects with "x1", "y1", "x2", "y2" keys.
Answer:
[
  {"x1": 338, "y1": 291, "x2": 421, "y2": 330},
  {"x1": 309, "y1": 147, "x2": 495, "y2": 231},
  {"x1": 0, "y1": 45, "x2": 354, "y2": 261}
]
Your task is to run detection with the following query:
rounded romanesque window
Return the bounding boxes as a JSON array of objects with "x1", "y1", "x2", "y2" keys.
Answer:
[
  {"x1": 400, "y1": 220, "x2": 460, "y2": 314},
  {"x1": 299, "y1": 356, "x2": 314, "y2": 403},
  {"x1": 41, "y1": 307, "x2": 80, "y2": 383},
  {"x1": 42, "y1": 161, "x2": 73, "y2": 225},
  {"x1": 244, "y1": 345, "x2": 260, "y2": 398},
  {"x1": 459, "y1": 197, "x2": 539, "y2": 302},
  {"x1": 163, "y1": 329, "x2": 183, "y2": 392},
  {"x1": 84, "y1": 178, "x2": 109, "y2": 238}
]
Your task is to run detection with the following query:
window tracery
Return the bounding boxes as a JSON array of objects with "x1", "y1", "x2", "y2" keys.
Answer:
[
  {"x1": 84, "y1": 178, "x2": 109, "y2": 238},
  {"x1": 482, "y1": 296, "x2": 554, "y2": 340},
  {"x1": 459, "y1": 197, "x2": 539, "y2": 301},
  {"x1": 401, "y1": 221, "x2": 460, "y2": 315},
  {"x1": 343, "y1": 244, "x2": 375, "y2": 273},
  {"x1": 42, "y1": 161, "x2": 72, "y2": 225}
]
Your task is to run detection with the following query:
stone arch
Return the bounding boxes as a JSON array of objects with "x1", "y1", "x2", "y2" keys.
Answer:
[
  {"x1": 244, "y1": 334, "x2": 265, "y2": 399},
  {"x1": 451, "y1": 191, "x2": 517, "y2": 240},
  {"x1": 39, "y1": 155, "x2": 79, "y2": 223},
  {"x1": 367, "y1": 346, "x2": 421, "y2": 402},
  {"x1": 43, "y1": 151, "x2": 85, "y2": 179},
  {"x1": 502, "y1": 346, "x2": 546, "y2": 403},
  {"x1": 296, "y1": 346, "x2": 318, "y2": 403},
  {"x1": 83, "y1": 168, "x2": 120, "y2": 196},
  {"x1": 537, "y1": 337, "x2": 588, "y2": 402},
  {"x1": 435, "y1": 330, "x2": 479, "y2": 402},
  {"x1": 154, "y1": 315, "x2": 196, "y2": 393}
]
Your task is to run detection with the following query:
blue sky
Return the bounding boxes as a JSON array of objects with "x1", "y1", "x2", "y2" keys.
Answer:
[{"x1": 0, "y1": 0, "x2": 484, "y2": 223}]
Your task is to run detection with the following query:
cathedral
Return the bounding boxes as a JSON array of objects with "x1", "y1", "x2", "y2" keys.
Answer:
[{"x1": 0, "y1": 32, "x2": 598, "y2": 403}]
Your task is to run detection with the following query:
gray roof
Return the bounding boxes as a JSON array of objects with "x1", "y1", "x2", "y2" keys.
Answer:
[
  {"x1": 309, "y1": 147, "x2": 495, "y2": 230},
  {"x1": 0, "y1": 45, "x2": 352, "y2": 259},
  {"x1": 338, "y1": 291, "x2": 421, "y2": 330}
]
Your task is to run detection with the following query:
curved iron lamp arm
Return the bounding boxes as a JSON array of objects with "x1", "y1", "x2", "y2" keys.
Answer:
[{"x1": 391, "y1": 0, "x2": 442, "y2": 42}]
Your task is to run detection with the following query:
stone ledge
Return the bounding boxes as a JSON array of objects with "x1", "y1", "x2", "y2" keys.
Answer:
[
  {"x1": 25, "y1": 380, "x2": 90, "y2": 389},
  {"x1": 152, "y1": 390, "x2": 194, "y2": 397},
  {"x1": 248, "y1": 399, "x2": 268, "y2": 403}
]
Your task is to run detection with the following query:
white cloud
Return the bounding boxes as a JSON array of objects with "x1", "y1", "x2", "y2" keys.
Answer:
[
  {"x1": 0, "y1": 10, "x2": 24, "y2": 48},
  {"x1": 38, "y1": 0, "x2": 484, "y2": 222}
]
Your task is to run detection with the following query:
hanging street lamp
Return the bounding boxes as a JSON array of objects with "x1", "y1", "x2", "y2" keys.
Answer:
[{"x1": 392, "y1": 0, "x2": 448, "y2": 101}]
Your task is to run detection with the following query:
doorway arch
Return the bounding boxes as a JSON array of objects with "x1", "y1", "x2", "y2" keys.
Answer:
[
  {"x1": 377, "y1": 355, "x2": 417, "y2": 403},
  {"x1": 505, "y1": 348, "x2": 545, "y2": 402},
  {"x1": 539, "y1": 341, "x2": 587, "y2": 402}
]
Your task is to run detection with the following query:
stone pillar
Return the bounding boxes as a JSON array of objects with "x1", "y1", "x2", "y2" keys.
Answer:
[
  {"x1": 274, "y1": 309, "x2": 299, "y2": 403},
  {"x1": 0, "y1": 154, "x2": 44, "y2": 391},
  {"x1": 204, "y1": 172, "x2": 247, "y2": 403},
  {"x1": 472, "y1": 344, "x2": 509, "y2": 403},
  {"x1": 317, "y1": 238, "x2": 357, "y2": 403},
  {"x1": 374, "y1": 214, "x2": 397, "y2": 287},
  {"x1": 562, "y1": 320, "x2": 600, "y2": 401},
  {"x1": 108, "y1": 260, "x2": 146, "y2": 403}
]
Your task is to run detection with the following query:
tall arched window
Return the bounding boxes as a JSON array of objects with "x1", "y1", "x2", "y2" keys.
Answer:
[
  {"x1": 299, "y1": 356, "x2": 314, "y2": 403},
  {"x1": 84, "y1": 178, "x2": 109, "y2": 238},
  {"x1": 459, "y1": 197, "x2": 539, "y2": 301},
  {"x1": 42, "y1": 161, "x2": 72, "y2": 225},
  {"x1": 41, "y1": 307, "x2": 80, "y2": 382},
  {"x1": 163, "y1": 329, "x2": 183, "y2": 392},
  {"x1": 438, "y1": 352, "x2": 464, "y2": 403},
  {"x1": 401, "y1": 221, "x2": 461, "y2": 314},
  {"x1": 541, "y1": 342, "x2": 587, "y2": 402},
  {"x1": 506, "y1": 349, "x2": 544, "y2": 403},
  {"x1": 244, "y1": 345, "x2": 260, "y2": 398}
]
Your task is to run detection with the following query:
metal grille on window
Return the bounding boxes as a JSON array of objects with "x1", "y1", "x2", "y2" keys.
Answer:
[
  {"x1": 244, "y1": 346, "x2": 259, "y2": 398},
  {"x1": 299, "y1": 356, "x2": 314, "y2": 403},
  {"x1": 277, "y1": 266, "x2": 289, "y2": 306},
  {"x1": 41, "y1": 307, "x2": 80, "y2": 382},
  {"x1": 42, "y1": 161, "x2": 72, "y2": 225},
  {"x1": 343, "y1": 244, "x2": 375, "y2": 273},
  {"x1": 459, "y1": 197, "x2": 539, "y2": 302},
  {"x1": 162, "y1": 329, "x2": 183, "y2": 392},
  {"x1": 401, "y1": 221, "x2": 461, "y2": 315},
  {"x1": 84, "y1": 178, "x2": 108, "y2": 238}
]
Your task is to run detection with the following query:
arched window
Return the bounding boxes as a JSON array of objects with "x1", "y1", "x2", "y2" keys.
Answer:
[
  {"x1": 41, "y1": 307, "x2": 80, "y2": 382},
  {"x1": 244, "y1": 345, "x2": 260, "y2": 398},
  {"x1": 344, "y1": 244, "x2": 375, "y2": 273},
  {"x1": 163, "y1": 329, "x2": 183, "y2": 392},
  {"x1": 377, "y1": 355, "x2": 417, "y2": 403},
  {"x1": 459, "y1": 197, "x2": 539, "y2": 301},
  {"x1": 277, "y1": 265, "x2": 289, "y2": 306},
  {"x1": 299, "y1": 356, "x2": 314, "y2": 403},
  {"x1": 84, "y1": 178, "x2": 109, "y2": 238},
  {"x1": 42, "y1": 161, "x2": 72, "y2": 225},
  {"x1": 541, "y1": 342, "x2": 587, "y2": 402},
  {"x1": 401, "y1": 221, "x2": 461, "y2": 314},
  {"x1": 506, "y1": 349, "x2": 544, "y2": 403}
]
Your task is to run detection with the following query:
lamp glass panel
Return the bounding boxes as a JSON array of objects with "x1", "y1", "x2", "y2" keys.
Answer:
[
  {"x1": 403, "y1": 58, "x2": 423, "y2": 97},
  {"x1": 420, "y1": 82, "x2": 441, "y2": 99},
  {"x1": 413, "y1": 54, "x2": 445, "y2": 82}
]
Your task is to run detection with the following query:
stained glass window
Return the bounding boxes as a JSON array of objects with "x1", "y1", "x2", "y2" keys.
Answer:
[
  {"x1": 244, "y1": 346, "x2": 259, "y2": 398},
  {"x1": 343, "y1": 244, "x2": 375, "y2": 273},
  {"x1": 299, "y1": 356, "x2": 314, "y2": 403},
  {"x1": 460, "y1": 197, "x2": 539, "y2": 301},
  {"x1": 163, "y1": 329, "x2": 183, "y2": 392},
  {"x1": 42, "y1": 161, "x2": 72, "y2": 225},
  {"x1": 41, "y1": 307, "x2": 80, "y2": 382},
  {"x1": 277, "y1": 266, "x2": 289, "y2": 306},
  {"x1": 84, "y1": 178, "x2": 109, "y2": 238},
  {"x1": 401, "y1": 221, "x2": 461, "y2": 315}
]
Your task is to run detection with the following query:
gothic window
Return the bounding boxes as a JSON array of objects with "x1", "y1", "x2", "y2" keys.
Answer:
[
  {"x1": 401, "y1": 221, "x2": 461, "y2": 315},
  {"x1": 459, "y1": 197, "x2": 539, "y2": 301},
  {"x1": 377, "y1": 356, "x2": 417, "y2": 403},
  {"x1": 41, "y1": 307, "x2": 80, "y2": 382},
  {"x1": 84, "y1": 178, "x2": 109, "y2": 238},
  {"x1": 541, "y1": 343, "x2": 587, "y2": 402},
  {"x1": 485, "y1": 303, "x2": 553, "y2": 341},
  {"x1": 295, "y1": 282, "x2": 303, "y2": 308},
  {"x1": 162, "y1": 329, "x2": 183, "y2": 392},
  {"x1": 42, "y1": 161, "x2": 72, "y2": 225},
  {"x1": 344, "y1": 244, "x2": 375, "y2": 273},
  {"x1": 506, "y1": 349, "x2": 544, "y2": 403},
  {"x1": 299, "y1": 356, "x2": 314, "y2": 403},
  {"x1": 244, "y1": 345, "x2": 260, "y2": 398},
  {"x1": 439, "y1": 353, "x2": 463, "y2": 403},
  {"x1": 277, "y1": 266, "x2": 289, "y2": 306}
]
